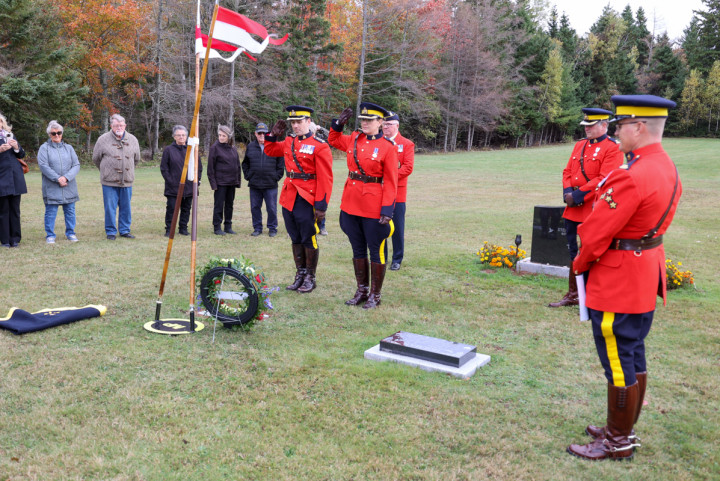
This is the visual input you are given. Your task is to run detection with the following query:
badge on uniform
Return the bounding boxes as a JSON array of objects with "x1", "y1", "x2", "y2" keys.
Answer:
[
  {"x1": 398, "y1": 144, "x2": 404, "y2": 153},
  {"x1": 372, "y1": 147, "x2": 379, "y2": 159},
  {"x1": 599, "y1": 187, "x2": 618, "y2": 209},
  {"x1": 299, "y1": 144, "x2": 315, "y2": 154}
]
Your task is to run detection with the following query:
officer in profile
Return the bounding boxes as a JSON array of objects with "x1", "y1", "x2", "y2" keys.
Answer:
[
  {"x1": 549, "y1": 108, "x2": 623, "y2": 308},
  {"x1": 264, "y1": 106, "x2": 333, "y2": 294},
  {"x1": 567, "y1": 95, "x2": 682, "y2": 461}
]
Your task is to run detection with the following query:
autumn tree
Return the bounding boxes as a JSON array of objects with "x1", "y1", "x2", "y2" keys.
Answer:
[{"x1": 0, "y1": 0, "x2": 87, "y2": 149}]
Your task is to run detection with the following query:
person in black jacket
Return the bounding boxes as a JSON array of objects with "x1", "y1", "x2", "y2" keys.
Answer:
[
  {"x1": 160, "y1": 125, "x2": 202, "y2": 237},
  {"x1": 0, "y1": 112, "x2": 27, "y2": 248},
  {"x1": 208, "y1": 124, "x2": 242, "y2": 235},
  {"x1": 241, "y1": 122, "x2": 284, "y2": 237}
]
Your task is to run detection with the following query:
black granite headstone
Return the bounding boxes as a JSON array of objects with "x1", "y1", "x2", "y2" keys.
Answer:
[
  {"x1": 531, "y1": 205, "x2": 570, "y2": 267},
  {"x1": 379, "y1": 332, "x2": 476, "y2": 368}
]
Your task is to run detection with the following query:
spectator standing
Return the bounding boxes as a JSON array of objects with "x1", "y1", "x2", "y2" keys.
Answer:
[
  {"x1": 207, "y1": 125, "x2": 241, "y2": 236},
  {"x1": 0, "y1": 112, "x2": 27, "y2": 248},
  {"x1": 37, "y1": 120, "x2": 81, "y2": 243},
  {"x1": 92, "y1": 113, "x2": 140, "y2": 240},
  {"x1": 242, "y1": 122, "x2": 284, "y2": 237},
  {"x1": 160, "y1": 125, "x2": 202, "y2": 237}
]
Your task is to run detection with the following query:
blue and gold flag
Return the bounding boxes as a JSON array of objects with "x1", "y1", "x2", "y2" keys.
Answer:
[{"x1": 0, "y1": 305, "x2": 107, "y2": 335}]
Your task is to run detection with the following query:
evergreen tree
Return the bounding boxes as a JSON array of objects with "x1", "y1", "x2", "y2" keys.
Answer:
[
  {"x1": 682, "y1": 18, "x2": 705, "y2": 72},
  {"x1": 0, "y1": 0, "x2": 87, "y2": 149},
  {"x1": 649, "y1": 34, "x2": 686, "y2": 100},
  {"x1": 695, "y1": 0, "x2": 720, "y2": 73}
]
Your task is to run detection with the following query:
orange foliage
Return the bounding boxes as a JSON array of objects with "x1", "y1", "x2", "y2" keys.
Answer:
[
  {"x1": 326, "y1": 0, "x2": 362, "y2": 86},
  {"x1": 54, "y1": 0, "x2": 156, "y2": 131}
]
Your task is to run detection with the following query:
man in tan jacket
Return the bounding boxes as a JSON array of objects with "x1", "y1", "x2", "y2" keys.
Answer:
[{"x1": 92, "y1": 114, "x2": 141, "y2": 240}]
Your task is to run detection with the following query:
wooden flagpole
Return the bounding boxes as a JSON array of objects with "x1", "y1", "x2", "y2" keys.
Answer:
[{"x1": 153, "y1": 0, "x2": 220, "y2": 329}]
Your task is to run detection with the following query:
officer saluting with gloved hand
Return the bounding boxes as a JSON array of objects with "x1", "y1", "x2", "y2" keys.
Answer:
[
  {"x1": 264, "y1": 105, "x2": 333, "y2": 294},
  {"x1": 329, "y1": 102, "x2": 398, "y2": 309}
]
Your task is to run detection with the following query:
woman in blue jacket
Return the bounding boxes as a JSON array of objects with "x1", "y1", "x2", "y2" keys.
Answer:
[{"x1": 37, "y1": 120, "x2": 81, "y2": 243}]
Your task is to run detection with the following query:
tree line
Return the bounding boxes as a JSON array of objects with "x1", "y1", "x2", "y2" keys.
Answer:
[{"x1": 1, "y1": 0, "x2": 719, "y2": 157}]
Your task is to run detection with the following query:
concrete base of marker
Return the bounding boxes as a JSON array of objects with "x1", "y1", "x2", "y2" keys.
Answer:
[
  {"x1": 364, "y1": 345, "x2": 491, "y2": 379},
  {"x1": 516, "y1": 257, "x2": 570, "y2": 278}
]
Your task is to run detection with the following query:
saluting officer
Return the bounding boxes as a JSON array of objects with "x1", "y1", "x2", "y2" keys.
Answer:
[
  {"x1": 329, "y1": 102, "x2": 398, "y2": 309},
  {"x1": 264, "y1": 106, "x2": 333, "y2": 294},
  {"x1": 549, "y1": 108, "x2": 623, "y2": 308},
  {"x1": 567, "y1": 95, "x2": 682, "y2": 461},
  {"x1": 382, "y1": 112, "x2": 415, "y2": 271}
]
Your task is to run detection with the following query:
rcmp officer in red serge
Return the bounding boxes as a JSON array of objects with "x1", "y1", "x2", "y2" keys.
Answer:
[
  {"x1": 549, "y1": 108, "x2": 623, "y2": 308},
  {"x1": 382, "y1": 112, "x2": 415, "y2": 271},
  {"x1": 329, "y1": 102, "x2": 398, "y2": 309},
  {"x1": 264, "y1": 106, "x2": 333, "y2": 294},
  {"x1": 567, "y1": 95, "x2": 682, "y2": 461}
]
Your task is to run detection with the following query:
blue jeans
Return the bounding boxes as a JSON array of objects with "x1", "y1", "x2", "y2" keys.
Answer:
[
  {"x1": 249, "y1": 187, "x2": 278, "y2": 232},
  {"x1": 102, "y1": 185, "x2": 132, "y2": 235},
  {"x1": 45, "y1": 203, "x2": 76, "y2": 238}
]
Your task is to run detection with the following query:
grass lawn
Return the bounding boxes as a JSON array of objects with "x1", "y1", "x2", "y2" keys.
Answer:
[{"x1": 1, "y1": 138, "x2": 718, "y2": 480}]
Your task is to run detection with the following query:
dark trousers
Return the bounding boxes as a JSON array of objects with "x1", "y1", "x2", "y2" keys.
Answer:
[
  {"x1": 165, "y1": 195, "x2": 192, "y2": 232},
  {"x1": 339, "y1": 211, "x2": 394, "y2": 264},
  {"x1": 249, "y1": 187, "x2": 278, "y2": 232},
  {"x1": 390, "y1": 202, "x2": 406, "y2": 264},
  {"x1": 0, "y1": 195, "x2": 22, "y2": 246},
  {"x1": 213, "y1": 186, "x2": 236, "y2": 229},
  {"x1": 564, "y1": 218, "x2": 580, "y2": 260},
  {"x1": 590, "y1": 308, "x2": 654, "y2": 387},
  {"x1": 282, "y1": 196, "x2": 318, "y2": 249}
]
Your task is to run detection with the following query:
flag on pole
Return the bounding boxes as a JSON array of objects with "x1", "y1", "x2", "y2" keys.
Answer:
[{"x1": 195, "y1": 1, "x2": 288, "y2": 63}]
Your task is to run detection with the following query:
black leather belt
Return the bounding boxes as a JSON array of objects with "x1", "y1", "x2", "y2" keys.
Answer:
[
  {"x1": 348, "y1": 171, "x2": 382, "y2": 183},
  {"x1": 286, "y1": 170, "x2": 315, "y2": 180},
  {"x1": 610, "y1": 235, "x2": 663, "y2": 251}
]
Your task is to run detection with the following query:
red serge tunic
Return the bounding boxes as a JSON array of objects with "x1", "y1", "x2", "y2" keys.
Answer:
[
  {"x1": 328, "y1": 129, "x2": 398, "y2": 219},
  {"x1": 562, "y1": 135, "x2": 623, "y2": 223},
  {"x1": 573, "y1": 143, "x2": 682, "y2": 313},
  {"x1": 389, "y1": 133, "x2": 415, "y2": 203},
  {"x1": 264, "y1": 132, "x2": 333, "y2": 212}
]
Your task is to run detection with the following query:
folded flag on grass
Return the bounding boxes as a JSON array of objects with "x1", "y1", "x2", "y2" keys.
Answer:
[{"x1": 0, "y1": 305, "x2": 107, "y2": 335}]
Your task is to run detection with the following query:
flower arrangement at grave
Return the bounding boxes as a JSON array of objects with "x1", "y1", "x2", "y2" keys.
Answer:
[
  {"x1": 196, "y1": 256, "x2": 278, "y2": 326},
  {"x1": 665, "y1": 258, "x2": 695, "y2": 290},
  {"x1": 476, "y1": 241, "x2": 526, "y2": 269}
]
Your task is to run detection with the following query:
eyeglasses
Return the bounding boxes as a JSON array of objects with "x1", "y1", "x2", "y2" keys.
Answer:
[
  {"x1": 615, "y1": 121, "x2": 646, "y2": 131},
  {"x1": 50, "y1": 131, "x2": 63, "y2": 136}
]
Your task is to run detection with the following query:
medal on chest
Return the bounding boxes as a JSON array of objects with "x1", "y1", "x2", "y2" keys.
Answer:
[
  {"x1": 372, "y1": 147, "x2": 379, "y2": 159},
  {"x1": 398, "y1": 144, "x2": 404, "y2": 153},
  {"x1": 299, "y1": 144, "x2": 315, "y2": 154}
]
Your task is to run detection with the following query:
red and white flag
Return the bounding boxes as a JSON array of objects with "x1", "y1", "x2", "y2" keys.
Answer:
[{"x1": 195, "y1": 1, "x2": 288, "y2": 63}]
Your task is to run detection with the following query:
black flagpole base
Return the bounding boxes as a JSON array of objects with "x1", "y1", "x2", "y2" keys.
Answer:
[{"x1": 144, "y1": 318, "x2": 205, "y2": 335}]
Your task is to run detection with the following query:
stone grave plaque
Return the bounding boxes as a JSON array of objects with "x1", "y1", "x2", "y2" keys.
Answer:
[
  {"x1": 531, "y1": 205, "x2": 570, "y2": 267},
  {"x1": 380, "y1": 331, "x2": 476, "y2": 368}
]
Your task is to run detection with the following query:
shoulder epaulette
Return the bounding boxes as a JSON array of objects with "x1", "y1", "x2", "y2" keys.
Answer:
[
  {"x1": 289, "y1": 133, "x2": 297, "y2": 138},
  {"x1": 314, "y1": 137, "x2": 326, "y2": 143},
  {"x1": 607, "y1": 136, "x2": 619, "y2": 144}
]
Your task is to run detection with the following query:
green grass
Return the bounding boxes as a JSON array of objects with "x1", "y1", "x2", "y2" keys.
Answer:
[{"x1": 1, "y1": 138, "x2": 718, "y2": 480}]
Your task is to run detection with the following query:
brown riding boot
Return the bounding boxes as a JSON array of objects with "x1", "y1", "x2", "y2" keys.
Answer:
[
  {"x1": 345, "y1": 258, "x2": 370, "y2": 306},
  {"x1": 363, "y1": 262, "x2": 387, "y2": 309},
  {"x1": 297, "y1": 247, "x2": 319, "y2": 293},
  {"x1": 568, "y1": 382, "x2": 640, "y2": 461},
  {"x1": 586, "y1": 371, "x2": 646, "y2": 440},
  {"x1": 548, "y1": 274, "x2": 579, "y2": 307},
  {"x1": 286, "y1": 244, "x2": 306, "y2": 291}
]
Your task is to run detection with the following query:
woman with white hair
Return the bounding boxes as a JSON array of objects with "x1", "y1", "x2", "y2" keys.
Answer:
[
  {"x1": 0, "y1": 112, "x2": 27, "y2": 248},
  {"x1": 37, "y1": 120, "x2": 81, "y2": 244}
]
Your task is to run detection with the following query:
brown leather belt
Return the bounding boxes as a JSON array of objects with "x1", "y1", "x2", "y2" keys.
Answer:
[
  {"x1": 286, "y1": 170, "x2": 315, "y2": 180},
  {"x1": 348, "y1": 171, "x2": 382, "y2": 183},
  {"x1": 610, "y1": 235, "x2": 663, "y2": 251}
]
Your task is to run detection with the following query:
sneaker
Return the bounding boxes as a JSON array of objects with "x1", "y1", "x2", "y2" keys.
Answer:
[
  {"x1": 66, "y1": 234, "x2": 79, "y2": 242},
  {"x1": 46, "y1": 237, "x2": 56, "y2": 244},
  {"x1": 251, "y1": 230, "x2": 262, "y2": 237},
  {"x1": 319, "y1": 228, "x2": 328, "y2": 236},
  {"x1": 390, "y1": 262, "x2": 401, "y2": 271},
  {"x1": 269, "y1": 230, "x2": 277, "y2": 237}
]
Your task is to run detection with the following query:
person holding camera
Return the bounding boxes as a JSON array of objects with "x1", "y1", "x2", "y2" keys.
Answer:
[{"x1": 0, "y1": 112, "x2": 27, "y2": 248}]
